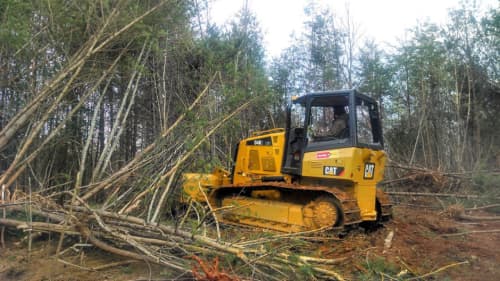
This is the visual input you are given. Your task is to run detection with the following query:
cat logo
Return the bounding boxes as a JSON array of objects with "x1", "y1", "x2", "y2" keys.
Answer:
[
  {"x1": 364, "y1": 163, "x2": 375, "y2": 179},
  {"x1": 323, "y1": 166, "x2": 344, "y2": 176}
]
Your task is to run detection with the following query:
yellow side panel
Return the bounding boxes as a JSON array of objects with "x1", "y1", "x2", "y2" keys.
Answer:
[
  {"x1": 302, "y1": 147, "x2": 386, "y2": 221},
  {"x1": 302, "y1": 147, "x2": 386, "y2": 183},
  {"x1": 233, "y1": 130, "x2": 287, "y2": 185}
]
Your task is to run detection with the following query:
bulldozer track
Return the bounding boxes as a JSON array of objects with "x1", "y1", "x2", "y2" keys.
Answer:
[{"x1": 211, "y1": 182, "x2": 364, "y2": 232}]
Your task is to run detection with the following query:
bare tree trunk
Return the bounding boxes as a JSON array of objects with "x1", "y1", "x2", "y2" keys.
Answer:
[
  {"x1": 0, "y1": 1, "x2": 165, "y2": 153},
  {"x1": 0, "y1": 48, "x2": 127, "y2": 188},
  {"x1": 80, "y1": 72, "x2": 220, "y2": 202},
  {"x1": 92, "y1": 41, "x2": 150, "y2": 181}
]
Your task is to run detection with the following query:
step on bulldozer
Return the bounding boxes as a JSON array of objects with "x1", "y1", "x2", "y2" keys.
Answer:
[{"x1": 182, "y1": 89, "x2": 392, "y2": 233}]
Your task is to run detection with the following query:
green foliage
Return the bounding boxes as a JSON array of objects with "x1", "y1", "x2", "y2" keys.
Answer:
[
  {"x1": 270, "y1": 2, "x2": 344, "y2": 95},
  {"x1": 357, "y1": 40, "x2": 391, "y2": 101},
  {"x1": 472, "y1": 172, "x2": 500, "y2": 197},
  {"x1": 0, "y1": 0, "x2": 32, "y2": 53},
  {"x1": 358, "y1": 256, "x2": 401, "y2": 280},
  {"x1": 224, "y1": 253, "x2": 243, "y2": 267},
  {"x1": 120, "y1": 265, "x2": 133, "y2": 274},
  {"x1": 287, "y1": 253, "x2": 300, "y2": 264},
  {"x1": 297, "y1": 263, "x2": 315, "y2": 279},
  {"x1": 5, "y1": 209, "x2": 28, "y2": 222}
]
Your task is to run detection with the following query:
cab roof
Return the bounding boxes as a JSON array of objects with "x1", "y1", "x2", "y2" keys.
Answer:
[{"x1": 292, "y1": 89, "x2": 376, "y2": 106}]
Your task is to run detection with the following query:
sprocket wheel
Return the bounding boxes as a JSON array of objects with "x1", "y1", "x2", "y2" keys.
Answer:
[{"x1": 312, "y1": 196, "x2": 342, "y2": 228}]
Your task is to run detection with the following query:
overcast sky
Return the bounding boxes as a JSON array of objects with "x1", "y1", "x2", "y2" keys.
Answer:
[{"x1": 210, "y1": 0, "x2": 497, "y2": 58}]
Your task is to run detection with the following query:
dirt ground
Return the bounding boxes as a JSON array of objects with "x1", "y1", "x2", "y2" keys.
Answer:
[
  {"x1": 319, "y1": 205, "x2": 500, "y2": 280},
  {"x1": 0, "y1": 239, "x2": 171, "y2": 281},
  {"x1": 1, "y1": 205, "x2": 499, "y2": 280}
]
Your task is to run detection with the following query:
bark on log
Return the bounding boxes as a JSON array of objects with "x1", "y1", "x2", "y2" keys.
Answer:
[{"x1": 0, "y1": 218, "x2": 78, "y2": 235}]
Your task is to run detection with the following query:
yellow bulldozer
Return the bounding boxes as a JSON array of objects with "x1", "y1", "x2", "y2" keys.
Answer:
[{"x1": 182, "y1": 90, "x2": 392, "y2": 233}]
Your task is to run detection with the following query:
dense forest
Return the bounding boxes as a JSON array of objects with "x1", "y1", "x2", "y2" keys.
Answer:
[
  {"x1": 0, "y1": 0, "x2": 499, "y2": 279},
  {"x1": 1, "y1": 1, "x2": 498, "y2": 191}
]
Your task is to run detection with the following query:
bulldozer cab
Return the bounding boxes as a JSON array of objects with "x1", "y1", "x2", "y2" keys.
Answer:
[{"x1": 282, "y1": 89, "x2": 383, "y2": 175}]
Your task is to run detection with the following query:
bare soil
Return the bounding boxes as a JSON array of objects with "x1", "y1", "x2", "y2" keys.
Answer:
[
  {"x1": 0, "y1": 238, "x2": 169, "y2": 281},
  {"x1": 1, "y1": 205, "x2": 499, "y2": 280},
  {"x1": 318, "y1": 206, "x2": 500, "y2": 280}
]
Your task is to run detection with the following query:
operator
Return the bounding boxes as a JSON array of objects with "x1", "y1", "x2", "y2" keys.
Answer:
[{"x1": 331, "y1": 106, "x2": 348, "y2": 137}]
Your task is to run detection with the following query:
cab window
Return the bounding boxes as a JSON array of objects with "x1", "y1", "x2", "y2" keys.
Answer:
[
  {"x1": 306, "y1": 95, "x2": 350, "y2": 146},
  {"x1": 291, "y1": 103, "x2": 306, "y2": 128},
  {"x1": 356, "y1": 97, "x2": 381, "y2": 147}
]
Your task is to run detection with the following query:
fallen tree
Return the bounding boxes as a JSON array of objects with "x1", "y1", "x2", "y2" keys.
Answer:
[{"x1": 0, "y1": 191, "x2": 347, "y2": 280}]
